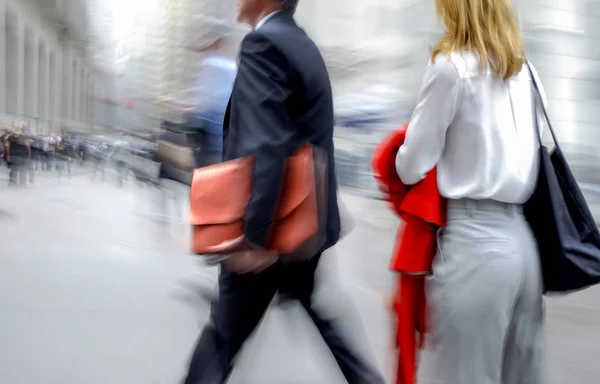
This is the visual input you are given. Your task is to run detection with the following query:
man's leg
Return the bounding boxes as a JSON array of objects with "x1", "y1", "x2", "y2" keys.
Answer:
[
  {"x1": 28, "y1": 159, "x2": 34, "y2": 184},
  {"x1": 90, "y1": 158, "x2": 96, "y2": 180},
  {"x1": 19, "y1": 164, "x2": 27, "y2": 186},
  {"x1": 13, "y1": 165, "x2": 21, "y2": 186},
  {"x1": 8, "y1": 163, "x2": 16, "y2": 185},
  {"x1": 184, "y1": 264, "x2": 279, "y2": 384},
  {"x1": 281, "y1": 255, "x2": 385, "y2": 384},
  {"x1": 100, "y1": 160, "x2": 106, "y2": 181}
]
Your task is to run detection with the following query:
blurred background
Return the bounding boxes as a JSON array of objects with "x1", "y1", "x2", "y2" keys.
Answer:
[{"x1": 1, "y1": 1, "x2": 600, "y2": 383}]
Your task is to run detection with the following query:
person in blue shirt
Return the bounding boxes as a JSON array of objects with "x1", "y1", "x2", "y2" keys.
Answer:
[{"x1": 186, "y1": 28, "x2": 237, "y2": 166}]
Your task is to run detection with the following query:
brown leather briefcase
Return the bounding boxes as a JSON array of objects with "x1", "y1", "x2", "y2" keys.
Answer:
[{"x1": 189, "y1": 143, "x2": 328, "y2": 261}]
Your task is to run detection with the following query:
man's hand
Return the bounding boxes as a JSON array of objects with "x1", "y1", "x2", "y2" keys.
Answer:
[{"x1": 205, "y1": 236, "x2": 278, "y2": 274}]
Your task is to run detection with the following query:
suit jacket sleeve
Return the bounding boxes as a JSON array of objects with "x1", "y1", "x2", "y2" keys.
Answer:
[{"x1": 233, "y1": 32, "x2": 296, "y2": 247}]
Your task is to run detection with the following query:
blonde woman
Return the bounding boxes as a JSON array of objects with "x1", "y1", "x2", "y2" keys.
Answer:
[{"x1": 395, "y1": 0, "x2": 545, "y2": 382}]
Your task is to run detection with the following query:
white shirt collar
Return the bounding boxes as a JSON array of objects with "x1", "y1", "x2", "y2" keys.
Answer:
[{"x1": 255, "y1": 10, "x2": 281, "y2": 30}]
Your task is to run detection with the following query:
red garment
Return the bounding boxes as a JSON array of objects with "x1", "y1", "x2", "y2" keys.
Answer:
[{"x1": 371, "y1": 123, "x2": 446, "y2": 384}]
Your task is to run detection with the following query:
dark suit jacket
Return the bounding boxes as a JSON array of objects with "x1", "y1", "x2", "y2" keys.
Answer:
[{"x1": 223, "y1": 10, "x2": 341, "y2": 250}]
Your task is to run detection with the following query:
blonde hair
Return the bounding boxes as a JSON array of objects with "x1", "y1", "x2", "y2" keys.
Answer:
[{"x1": 432, "y1": 0, "x2": 524, "y2": 80}]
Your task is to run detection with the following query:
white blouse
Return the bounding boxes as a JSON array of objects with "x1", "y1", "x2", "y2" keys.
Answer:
[{"x1": 395, "y1": 51, "x2": 547, "y2": 204}]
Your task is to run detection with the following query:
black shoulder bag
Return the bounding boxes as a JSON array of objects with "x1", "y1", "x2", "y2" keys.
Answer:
[{"x1": 524, "y1": 61, "x2": 600, "y2": 293}]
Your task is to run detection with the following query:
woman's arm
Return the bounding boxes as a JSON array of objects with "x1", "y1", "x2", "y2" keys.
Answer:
[{"x1": 395, "y1": 57, "x2": 462, "y2": 185}]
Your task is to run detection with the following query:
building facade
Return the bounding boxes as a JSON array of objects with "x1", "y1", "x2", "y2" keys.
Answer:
[
  {"x1": 0, "y1": 0, "x2": 94, "y2": 133},
  {"x1": 298, "y1": 0, "x2": 600, "y2": 148},
  {"x1": 85, "y1": 0, "x2": 235, "y2": 132}
]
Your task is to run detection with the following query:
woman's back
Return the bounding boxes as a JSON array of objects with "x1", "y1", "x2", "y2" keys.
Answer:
[
  {"x1": 441, "y1": 51, "x2": 543, "y2": 203},
  {"x1": 396, "y1": 51, "x2": 545, "y2": 204}
]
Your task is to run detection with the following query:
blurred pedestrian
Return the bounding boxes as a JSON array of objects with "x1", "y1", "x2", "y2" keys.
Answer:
[
  {"x1": 185, "y1": 23, "x2": 237, "y2": 167},
  {"x1": 395, "y1": 0, "x2": 545, "y2": 382},
  {"x1": 20, "y1": 126, "x2": 36, "y2": 184},
  {"x1": 182, "y1": 1, "x2": 385, "y2": 384},
  {"x1": 42, "y1": 135, "x2": 56, "y2": 171},
  {"x1": 112, "y1": 139, "x2": 130, "y2": 186},
  {"x1": 0, "y1": 132, "x2": 7, "y2": 167},
  {"x1": 7, "y1": 125, "x2": 31, "y2": 187},
  {"x1": 30, "y1": 133, "x2": 44, "y2": 172},
  {"x1": 55, "y1": 131, "x2": 75, "y2": 180},
  {"x1": 90, "y1": 139, "x2": 108, "y2": 182}
]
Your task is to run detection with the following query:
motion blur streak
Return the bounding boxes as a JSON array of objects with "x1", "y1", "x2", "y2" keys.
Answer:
[{"x1": 0, "y1": 1, "x2": 600, "y2": 383}]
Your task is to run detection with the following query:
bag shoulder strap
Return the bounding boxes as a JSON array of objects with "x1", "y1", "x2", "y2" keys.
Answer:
[{"x1": 524, "y1": 60, "x2": 559, "y2": 147}]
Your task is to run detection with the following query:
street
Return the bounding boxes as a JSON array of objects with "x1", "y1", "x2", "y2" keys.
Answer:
[{"x1": 1, "y1": 170, "x2": 600, "y2": 383}]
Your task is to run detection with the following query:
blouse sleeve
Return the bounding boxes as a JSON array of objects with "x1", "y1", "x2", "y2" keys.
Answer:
[{"x1": 395, "y1": 57, "x2": 462, "y2": 185}]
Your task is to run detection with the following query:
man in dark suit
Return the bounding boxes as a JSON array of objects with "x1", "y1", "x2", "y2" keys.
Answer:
[{"x1": 183, "y1": 1, "x2": 385, "y2": 383}]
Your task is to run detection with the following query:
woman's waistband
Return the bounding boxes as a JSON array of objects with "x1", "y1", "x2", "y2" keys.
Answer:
[{"x1": 447, "y1": 198, "x2": 523, "y2": 218}]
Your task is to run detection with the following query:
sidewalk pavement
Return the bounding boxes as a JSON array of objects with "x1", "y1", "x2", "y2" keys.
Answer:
[
  {"x1": 0, "y1": 178, "x2": 398, "y2": 384},
  {"x1": 1, "y1": 178, "x2": 600, "y2": 383}
]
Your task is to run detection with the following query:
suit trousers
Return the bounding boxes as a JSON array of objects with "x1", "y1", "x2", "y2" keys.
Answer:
[
  {"x1": 183, "y1": 254, "x2": 385, "y2": 384},
  {"x1": 428, "y1": 199, "x2": 545, "y2": 384}
]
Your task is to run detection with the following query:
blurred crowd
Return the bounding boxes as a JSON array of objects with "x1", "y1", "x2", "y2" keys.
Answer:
[
  {"x1": 1, "y1": 125, "x2": 72, "y2": 186},
  {"x1": 0, "y1": 125, "x2": 140, "y2": 187}
]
